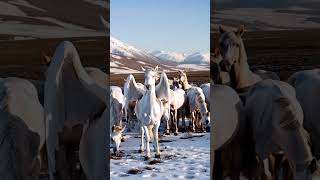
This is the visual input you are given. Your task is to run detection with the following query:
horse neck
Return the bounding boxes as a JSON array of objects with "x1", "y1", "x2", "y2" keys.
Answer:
[
  {"x1": 182, "y1": 77, "x2": 192, "y2": 90},
  {"x1": 198, "y1": 99, "x2": 208, "y2": 115},
  {"x1": 234, "y1": 40, "x2": 260, "y2": 90},
  {"x1": 144, "y1": 86, "x2": 157, "y2": 103}
]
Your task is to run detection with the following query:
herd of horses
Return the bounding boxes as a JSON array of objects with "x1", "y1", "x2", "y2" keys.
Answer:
[
  {"x1": 110, "y1": 66, "x2": 211, "y2": 160},
  {"x1": 0, "y1": 41, "x2": 108, "y2": 180},
  {"x1": 212, "y1": 25, "x2": 320, "y2": 180},
  {"x1": 1, "y1": 24, "x2": 319, "y2": 180}
]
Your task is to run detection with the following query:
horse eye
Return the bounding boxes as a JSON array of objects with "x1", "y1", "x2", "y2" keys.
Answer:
[{"x1": 235, "y1": 44, "x2": 239, "y2": 47}]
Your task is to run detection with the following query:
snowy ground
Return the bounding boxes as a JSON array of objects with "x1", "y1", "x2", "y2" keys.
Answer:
[{"x1": 110, "y1": 132, "x2": 210, "y2": 180}]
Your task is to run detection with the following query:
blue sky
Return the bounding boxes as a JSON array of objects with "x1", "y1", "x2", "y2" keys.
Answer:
[{"x1": 111, "y1": 0, "x2": 210, "y2": 54}]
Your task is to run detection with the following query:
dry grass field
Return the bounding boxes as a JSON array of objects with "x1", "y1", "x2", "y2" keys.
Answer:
[
  {"x1": 0, "y1": 36, "x2": 108, "y2": 80},
  {"x1": 110, "y1": 70, "x2": 209, "y2": 87}
]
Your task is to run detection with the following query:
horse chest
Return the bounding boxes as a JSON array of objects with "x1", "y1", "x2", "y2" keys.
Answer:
[{"x1": 137, "y1": 94, "x2": 162, "y2": 124}]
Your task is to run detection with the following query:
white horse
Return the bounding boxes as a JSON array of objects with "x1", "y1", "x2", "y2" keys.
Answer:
[
  {"x1": 0, "y1": 77, "x2": 44, "y2": 179},
  {"x1": 124, "y1": 76, "x2": 145, "y2": 131},
  {"x1": 126, "y1": 66, "x2": 169, "y2": 160},
  {"x1": 178, "y1": 70, "x2": 193, "y2": 90},
  {"x1": 218, "y1": 25, "x2": 262, "y2": 91},
  {"x1": 211, "y1": 48, "x2": 230, "y2": 85},
  {"x1": 255, "y1": 69, "x2": 280, "y2": 80},
  {"x1": 200, "y1": 83, "x2": 210, "y2": 109},
  {"x1": 219, "y1": 25, "x2": 282, "y2": 91},
  {"x1": 44, "y1": 41, "x2": 108, "y2": 180},
  {"x1": 110, "y1": 86, "x2": 125, "y2": 156},
  {"x1": 211, "y1": 84, "x2": 243, "y2": 179},
  {"x1": 288, "y1": 69, "x2": 320, "y2": 160},
  {"x1": 110, "y1": 86, "x2": 124, "y2": 126},
  {"x1": 0, "y1": 107, "x2": 40, "y2": 180},
  {"x1": 186, "y1": 87, "x2": 210, "y2": 132},
  {"x1": 245, "y1": 79, "x2": 316, "y2": 179},
  {"x1": 169, "y1": 85, "x2": 186, "y2": 135}
]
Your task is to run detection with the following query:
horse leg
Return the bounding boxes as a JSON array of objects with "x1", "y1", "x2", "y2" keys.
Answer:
[
  {"x1": 213, "y1": 150, "x2": 223, "y2": 180},
  {"x1": 153, "y1": 123, "x2": 161, "y2": 158},
  {"x1": 182, "y1": 110, "x2": 186, "y2": 133},
  {"x1": 190, "y1": 112, "x2": 195, "y2": 132},
  {"x1": 263, "y1": 158, "x2": 272, "y2": 180},
  {"x1": 139, "y1": 127, "x2": 144, "y2": 153},
  {"x1": 143, "y1": 126, "x2": 151, "y2": 160},
  {"x1": 174, "y1": 109, "x2": 178, "y2": 136},
  {"x1": 272, "y1": 153, "x2": 283, "y2": 180},
  {"x1": 164, "y1": 107, "x2": 170, "y2": 135},
  {"x1": 125, "y1": 107, "x2": 129, "y2": 131}
]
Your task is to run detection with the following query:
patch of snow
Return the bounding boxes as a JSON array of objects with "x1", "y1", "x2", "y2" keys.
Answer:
[
  {"x1": 286, "y1": 6, "x2": 312, "y2": 11},
  {"x1": 9, "y1": 0, "x2": 46, "y2": 12},
  {"x1": 151, "y1": 50, "x2": 186, "y2": 63},
  {"x1": 110, "y1": 132, "x2": 210, "y2": 180},
  {"x1": 110, "y1": 61, "x2": 119, "y2": 67},
  {"x1": 111, "y1": 54, "x2": 122, "y2": 59},
  {"x1": 174, "y1": 64, "x2": 209, "y2": 71},
  {"x1": 83, "y1": 0, "x2": 108, "y2": 9},
  {"x1": 213, "y1": 7, "x2": 320, "y2": 31},
  {"x1": 137, "y1": 61, "x2": 146, "y2": 65},
  {"x1": 0, "y1": 1, "x2": 26, "y2": 16},
  {"x1": 13, "y1": 36, "x2": 35, "y2": 40},
  {"x1": 35, "y1": 17, "x2": 93, "y2": 31},
  {"x1": 0, "y1": 21, "x2": 105, "y2": 38},
  {"x1": 111, "y1": 67, "x2": 141, "y2": 74}
]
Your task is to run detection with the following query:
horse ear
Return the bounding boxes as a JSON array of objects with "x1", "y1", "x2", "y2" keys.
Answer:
[
  {"x1": 41, "y1": 52, "x2": 52, "y2": 66},
  {"x1": 219, "y1": 25, "x2": 226, "y2": 34},
  {"x1": 141, "y1": 66, "x2": 145, "y2": 71},
  {"x1": 154, "y1": 65, "x2": 159, "y2": 72},
  {"x1": 235, "y1": 25, "x2": 245, "y2": 37}
]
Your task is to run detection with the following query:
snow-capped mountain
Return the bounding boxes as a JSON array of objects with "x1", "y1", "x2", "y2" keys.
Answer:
[
  {"x1": 151, "y1": 51, "x2": 209, "y2": 64},
  {"x1": 150, "y1": 51, "x2": 187, "y2": 63},
  {"x1": 110, "y1": 36, "x2": 209, "y2": 74},
  {"x1": 110, "y1": 36, "x2": 161, "y2": 63},
  {"x1": 184, "y1": 52, "x2": 210, "y2": 64}
]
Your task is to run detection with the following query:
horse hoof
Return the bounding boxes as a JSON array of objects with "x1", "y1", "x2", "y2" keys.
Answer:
[
  {"x1": 174, "y1": 132, "x2": 178, "y2": 136},
  {"x1": 155, "y1": 154, "x2": 160, "y2": 159},
  {"x1": 144, "y1": 156, "x2": 150, "y2": 161},
  {"x1": 165, "y1": 132, "x2": 170, "y2": 135},
  {"x1": 121, "y1": 138, "x2": 125, "y2": 142},
  {"x1": 138, "y1": 149, "x2": 144, "y2": 153}
]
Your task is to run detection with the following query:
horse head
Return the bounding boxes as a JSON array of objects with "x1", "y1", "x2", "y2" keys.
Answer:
[
  {"x1": 111, "y1": 125, "x2": 126, "y2": 156},
  {"x1": 142, "y1": 66, "x2": 159, "y2": 91},
  {"x1": 218, "y1": 25, "x2": 245, "y2": 72}
]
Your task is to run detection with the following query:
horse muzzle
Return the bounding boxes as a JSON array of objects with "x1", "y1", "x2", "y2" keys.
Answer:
[{"x1": 219, "y1": 60, "x2": 231, "y2": 72}]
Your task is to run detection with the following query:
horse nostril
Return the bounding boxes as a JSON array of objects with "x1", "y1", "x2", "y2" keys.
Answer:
[{"x1": 205, "y1": 120, "x2": 209, "y2": 125}]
